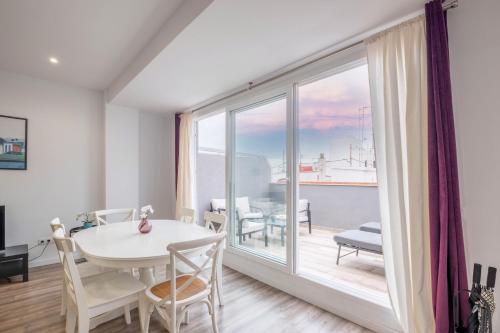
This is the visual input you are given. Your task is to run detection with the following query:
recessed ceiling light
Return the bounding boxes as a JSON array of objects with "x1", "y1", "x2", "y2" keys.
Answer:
[{"x1": 49, "y1": 57, "x2": 59, "y2": 65}]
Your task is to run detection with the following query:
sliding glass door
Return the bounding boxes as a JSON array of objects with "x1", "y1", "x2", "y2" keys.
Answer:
[{"x1": 228, "y1": 94, "x2": 289, "y2": 263}]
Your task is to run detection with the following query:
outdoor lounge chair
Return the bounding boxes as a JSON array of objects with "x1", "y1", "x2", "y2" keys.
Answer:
[
  {"x1": 298, "y1": 199, "x2": 312, "y2": 234},
  {"x1": 359, "y1": 221, "x2": 381, "y2": 234},
  {"x1": 210, "y1": 197, "x2": 266, "y2": 245},
  {"x1": 333, "y1": 230, "x2": 382, "y2": 265}
]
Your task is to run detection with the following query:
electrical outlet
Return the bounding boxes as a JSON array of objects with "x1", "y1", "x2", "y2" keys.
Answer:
[{"x1": 38, "y1": 238, "x2": 52, "y2": 245}]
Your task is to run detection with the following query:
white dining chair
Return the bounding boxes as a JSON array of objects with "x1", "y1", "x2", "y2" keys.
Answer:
[
  {"x1": 176, "y1": 212, "x2": 227, "y2": 306},
  {"x1": 141, "y1": 232, "x2": 226, "y2": 333},
  {"x1": 52, "y1": 227, "x2": 146, "y2": 333},
  {"x1": 94, "y1": 208, "x2": 137, "y2": 226},
  {"x1": 203, "y1": 212, "x2": 227, "y2": 306},
  {"x1": 50, "y1": 218, "x2": 117, "y2": 316},
  {"x1": 179, "y1": 207, "x2": 195, "y2": 224}
]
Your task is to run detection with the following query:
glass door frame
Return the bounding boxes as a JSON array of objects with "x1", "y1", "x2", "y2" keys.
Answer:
[
  {"x1": 223, "y1": 58, "x2": 370, "y2": 276},
  {"x1": 225, "y1": 86, "x2": 296, "y2": 273}
]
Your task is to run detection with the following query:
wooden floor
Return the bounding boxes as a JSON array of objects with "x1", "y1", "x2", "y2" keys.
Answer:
[
  {"x1": 0, "y1": 264, "x2": 373, "y2": 333},
  {"x1": 239, "y1": 224, "x2": 388, "y2": 295}
]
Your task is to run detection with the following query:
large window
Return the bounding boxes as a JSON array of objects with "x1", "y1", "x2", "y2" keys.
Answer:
[
  {"x1": 231, "y1": 96, "x2": 288, "y2": 262},
  {"x1": 196, "y1": 112, "x2": 226, "y2": 224},
  {"x1": 296, "y1": 64, "x2": 386, "y2": 296},
  {"x1": 195, "y1": 52, "x2": 389, "y2": 313}
]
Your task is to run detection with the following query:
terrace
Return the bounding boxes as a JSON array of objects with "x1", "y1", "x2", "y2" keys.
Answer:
[{"x1": 196, "y1": 149, "x2": 388, "y2": 298}]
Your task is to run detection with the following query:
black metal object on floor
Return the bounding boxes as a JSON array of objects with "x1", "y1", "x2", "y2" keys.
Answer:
[{"x1": 454, "y1": 263, "x2": 497, "y2": 333}]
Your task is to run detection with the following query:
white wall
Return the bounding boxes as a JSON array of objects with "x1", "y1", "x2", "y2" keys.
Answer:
[
  {"x1": 139, "y1": 111, "x2": 175, "y2": 219},
  {"x1": 448, "y1": 0, "x2": 500, "y2": 328},
  {"x1": 0, "y1": 72, "x2": 176, "y2": 267},
  {"x1": 105, "y1": 104, "x2": 175, "y2": 219},
  {"x1": 0, "y1": 70, "x2": 105, "y2": 266},
  {"x1": 105, "y1": 104, "x2": 140, "y2": 209}
]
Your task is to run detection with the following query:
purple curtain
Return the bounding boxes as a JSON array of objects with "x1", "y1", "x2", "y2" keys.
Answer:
[
  {"x1": 174, "y1": 113, "x2": 181, "y2": 191},
  {"x1": 426, "y1": 1, "x2": 469, "y2": 332}
]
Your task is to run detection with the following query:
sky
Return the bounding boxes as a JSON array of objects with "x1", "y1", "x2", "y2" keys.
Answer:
[{"x1": 198, "y1": 64, "x2": 373, "y2": 165}]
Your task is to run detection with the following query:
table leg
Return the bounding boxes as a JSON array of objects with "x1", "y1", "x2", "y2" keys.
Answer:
[{"x1": 138, "y1": 267, "x2": 156, "y2": 286}]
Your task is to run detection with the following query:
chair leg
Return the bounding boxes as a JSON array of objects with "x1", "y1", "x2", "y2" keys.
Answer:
[
  {"x1": 124, "y1": 304, "x2": 131, "y2": 325},
  {"x1": 308, "y1": 221, "x2": 311, "y2": 234},
  {"x1": 336, "y1": 244, "x2": 342, "y2": 265},
  {"x1": 216, "y1": 263, "x2": 224, "y2": 306},
  {"x1": 65, "y1": 300, "x2": 77, "y2": 333},
  {"x1": 138, "y1": 295, "x2": 153, "y2": 333},
  {"x1": 210, "y1": 291, "x2": 219, "y2": 333},
  {"x1": 78, "y1": 318, "x2": 89, "y2": 333},
  {"x1": 61, "y1": 287, "x2": 67, "y2": 316}
]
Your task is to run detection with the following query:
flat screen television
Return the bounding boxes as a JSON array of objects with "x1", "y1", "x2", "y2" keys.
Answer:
[{"x1": 0, "y1": 206, "x2": 4, "y2": 253}]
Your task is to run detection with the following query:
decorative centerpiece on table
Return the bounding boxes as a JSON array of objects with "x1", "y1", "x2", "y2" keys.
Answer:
[
  {"x1": 76, "y1": 212, "x2": 95, "y2": 229},
  {"x1": 138, "y1": 205, "x2": 154, "y2": 233}
]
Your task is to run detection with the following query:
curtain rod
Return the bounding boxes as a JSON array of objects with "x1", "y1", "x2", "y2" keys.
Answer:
[{"x1": 190, "y1": 0, "x2": 458, "y2": 114}]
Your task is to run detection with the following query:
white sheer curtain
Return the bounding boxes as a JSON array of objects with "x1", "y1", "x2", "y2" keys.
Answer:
[
  {"x1": 175, "y1": 112, "x2": 194, "y2": 220},
  {"x1": 366, "y1": 16, "x2": 435, "y2": 333}
]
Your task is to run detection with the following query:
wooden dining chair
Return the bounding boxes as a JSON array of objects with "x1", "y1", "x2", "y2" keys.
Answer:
[
  {"x1": 50, "y1": 218, "x2": 116, "y2": 316},
  {"x1": 203, "y1": 212, "x2": 227, "y2": 306},
  {"x1": 176, "y1": 212, "x2": 227, "y2": 307},
  {"x1": 141, "y1": 232, "x2": 226, "y2": 333},
  {"x1": 52, "y1": 227, "x2": 146, "y2": 333},
  {"x1": 94, "y1": 208, "x2": 136, "y2": 226},
  {"x1": 179, "y1": 207, "x2": 195, "y2": 224}
]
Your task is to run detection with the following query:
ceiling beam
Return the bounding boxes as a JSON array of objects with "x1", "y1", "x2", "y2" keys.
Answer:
[{"x1": 106, "y1": 0, "x2": 213, "y2": 103}]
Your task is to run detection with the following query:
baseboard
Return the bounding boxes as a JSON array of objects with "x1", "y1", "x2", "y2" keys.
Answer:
[{"x1": 223, "y1": 251, "x2": 401, "y2": 333}]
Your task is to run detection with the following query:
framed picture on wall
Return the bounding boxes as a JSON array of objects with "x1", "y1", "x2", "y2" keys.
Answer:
[{"x1": 0, "y1": 115, "x2": 28, "y2": 170}]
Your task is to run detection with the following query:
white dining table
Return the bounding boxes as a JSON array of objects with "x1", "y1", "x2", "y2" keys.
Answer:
[{"x1": 73, "y1": 219, "x2": 214, "y2": 286}]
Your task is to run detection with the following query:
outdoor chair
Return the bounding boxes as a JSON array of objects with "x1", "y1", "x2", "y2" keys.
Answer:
[
  {"x1": 333, "y1": 229, "x2": 383, "y2": 265},
  {"x1": 210, "y1": 197, "x2": 266, "y2": 245},
  {"x1": 359, "y1": 221, "x2": 381, "y2": 234}
]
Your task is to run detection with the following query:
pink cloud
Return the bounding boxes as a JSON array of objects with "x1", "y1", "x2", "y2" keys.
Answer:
[{"x1": 235, "y1": 65, "x2": 372, "y2": 134}]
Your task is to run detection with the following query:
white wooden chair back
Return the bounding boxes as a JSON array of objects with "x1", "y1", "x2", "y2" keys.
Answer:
[
  {"x1": 52, "y1": 228, "x2": 89, "y2": 320},
  {"x1": 50, "y1": 218, "x2": 67, "y2": 263},
  {"x1": 179, "y1": 207, "x2": 195, "y2": 224},
  {"x1": 203, "y1": 211, "x2": 227, "y2": 233},
  {"x1": 94, "y1": 208, "x2": 136, "y2": 226},
  {"x1": 167, "y1": 232, "x2": 226, "y2": 310}
]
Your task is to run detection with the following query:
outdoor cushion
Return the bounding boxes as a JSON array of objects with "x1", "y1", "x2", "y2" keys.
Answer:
[
  {"x1": 242, "y1": 221, "x2": 265, "y2": 233},
  {"x1": 359, "y1": 222, "x2": 381, "y2": 234},
  {"x1": 298, "y1": 199, "x2": 309, "y2": 221},
  {"x1": 241, "y1": 212, "x2": 263, "y2": 219},
  {"x1": 298, "y1": 215, "x2": 309, "y2": 223},
  {"x1": 211, "y1": 199, "x2": 226, "y2": 211},
  {"x1": 333, "y1": 230, "x2": 383, "y2": 253},
  {"x1": 236, "y1": 196, "x2": 251, "y2": 216}
]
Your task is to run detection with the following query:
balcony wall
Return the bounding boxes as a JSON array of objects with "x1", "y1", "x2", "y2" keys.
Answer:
[{"x1": 196, "y1": 151, "x2": 380, "y2": 230}]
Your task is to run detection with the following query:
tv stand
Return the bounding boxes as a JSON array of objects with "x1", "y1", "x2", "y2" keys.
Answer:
[{"x1": 0, "y1": 244, "x2": 28, "y2": 282}]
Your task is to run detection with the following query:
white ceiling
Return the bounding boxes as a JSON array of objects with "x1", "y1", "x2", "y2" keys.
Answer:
[
  {"x1": 0, "y1": 0, "x2": 183, "y2": 90},
  {"x1": 112, "y1": 0, "x2": 426, "y2": 113}
]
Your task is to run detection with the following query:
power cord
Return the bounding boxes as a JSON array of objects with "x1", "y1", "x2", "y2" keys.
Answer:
[
  {"x1": 29, "y1": 241, "x2": 50, "y2": 262},
  {"x1": 28, "y1": 243, "x2": 41, "y2": 251}
]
